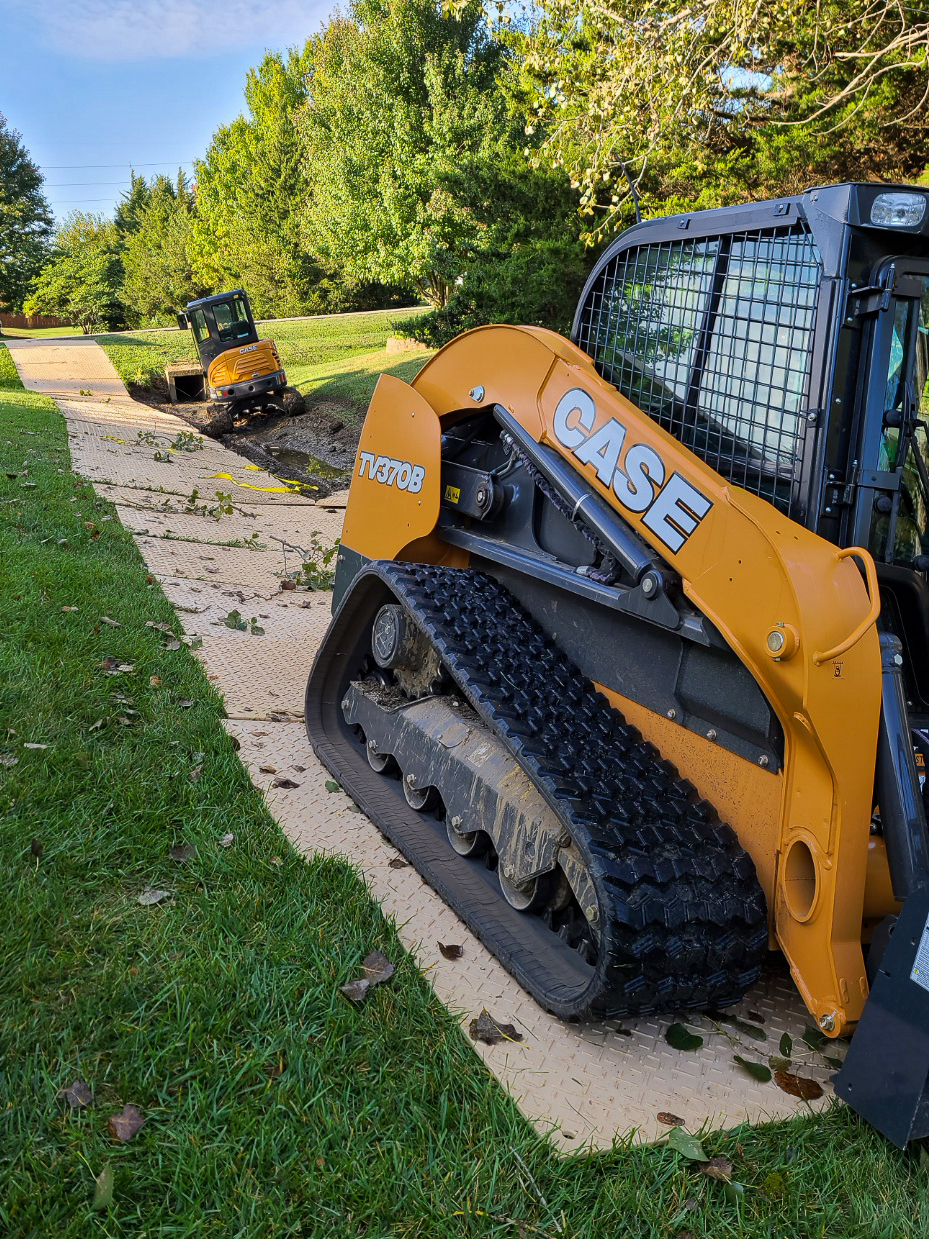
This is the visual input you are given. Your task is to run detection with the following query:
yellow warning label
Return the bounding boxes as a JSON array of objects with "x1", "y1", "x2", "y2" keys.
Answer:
[{"x1": 444, "y1": 485, "x2": 461, "y2": 504}]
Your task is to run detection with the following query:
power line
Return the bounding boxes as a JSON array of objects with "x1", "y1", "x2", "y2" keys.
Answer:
[
  {"x1": 46, "y1": 181, "x2": 134, "y2": 187},
  {"x1": 42, "y1": 160, "x2": 197, "y2": 170}
]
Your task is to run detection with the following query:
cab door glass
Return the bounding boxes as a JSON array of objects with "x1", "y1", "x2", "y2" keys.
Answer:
[
  {"x1": 870, "y1": 285, "x2": 929, "y2": 563},
  {"x1": 190, "y1": 308, "x2": 209, "y2": 346}
]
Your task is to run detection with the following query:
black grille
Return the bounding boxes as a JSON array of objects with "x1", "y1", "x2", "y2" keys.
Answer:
[{"x1": 575, "y1": 225, "x2": 821, "y2": 518}]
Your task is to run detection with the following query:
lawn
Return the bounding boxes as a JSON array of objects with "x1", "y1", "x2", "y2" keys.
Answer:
[
  {"x1": 1, "y1": 341, "x2": 927, "y2": 1237},
  {"x1": 96, "y1": 308, "x2": 432, "y2": 420},
  {"x1": 0, "y1": 325, "x2": 83, "y2": 339}
]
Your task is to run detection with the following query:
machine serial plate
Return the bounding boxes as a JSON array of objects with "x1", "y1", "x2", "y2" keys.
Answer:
[{"x1": 909, "y1": 914, "x2": 929, "y2": 993}]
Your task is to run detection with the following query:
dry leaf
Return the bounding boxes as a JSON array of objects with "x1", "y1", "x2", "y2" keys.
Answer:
[
  {"x1": 57, "y1": 1080, "x2": 92, "y2": 1109},
  {"x1": 116, "y1": 664, "x2": 134, "y2": 673},
  {"x1": 0, "y1": 753, "x2": 18, "y2": 767},
  {"x1": 30, "y1": 839, "x2": 43, "y2": 858},
  {"x1": 468, "y1": 1010, "x2": 524, "y2": 1045},
  {"x1": 698, "y1": 1157, "x2": 733, "y2": 1182},
  {"x1": 164, "y1": 640, "x2": 181, "y2": 652},
  {"x1": 388, "y1": 857, "x2": 409, "y2": 869},
  {"x1": 280, "y1": 579, "x2": 296, "y2": 590},
  {"x1": 361, "y1": 950, "x2": 394, "y2": 985},
  {"x1": 177, "y1": 700, "x2": 194, "y2": 709},
  {"x1": 438, "y1": 942, "x2": 463, "y2": 960},
  {"x1": 100, "y1": 617, "x2": 120, "y2": 628},
  {"x1": 137, "y1": 888, "x2": 170, "y2": 906},
  {"x1": 107, "y1": 1104, "x2": 144, "y2": 1143},
  {"x1": 272, "y1": 777, "x2": 300, "y2": 789},
  {"x1": 23, "y1": 742, "x2": 48, "y2": 750},
  {"x1": 188, "y1": 764, "x2": 203, "y2": 783},
  {"x1": 170, "y1": 844, "x2": 193, "y2": 863},
  {"x1": 116, "y1": 716, "x2": 133, "y2": 726},
  {"x1": 89, "y1": 719, "x2": 104, "y2": 732},
  {"x1": 149, "y1": 676, "x2": 161, "y2": 688},
  {"x1": 218, "y1": 832, "x2": 234, "y2": 848},
  {"x1": 340, "y1": 979, "x2": 371, "y2": 1003},
  {"x1": 292, "y1": 765, "x2": 306, "y2": 772},
  {"x1": 656, "y1": 1111, "x2": 686, "y2": 1126},
  {"x1": 258, "y1": 764, "x2": 277, "y2": 774},
  {"x1": 145, "y1": 621, "x2": 173, "y2": 634},
  {"x1": 773, "y1": 1071, "x2": 824, "y2": 1101},
  {"x1": 99, "y1": 657, "x2": 119, "y2": 672},
  {"x1": 61, "y1": 606, "x2": 78, "y2": 613}
]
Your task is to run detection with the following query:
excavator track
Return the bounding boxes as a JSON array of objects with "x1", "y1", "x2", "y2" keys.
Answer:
[{"x1": 306, "y1": 563, "x2": 767, "y2": 1020}]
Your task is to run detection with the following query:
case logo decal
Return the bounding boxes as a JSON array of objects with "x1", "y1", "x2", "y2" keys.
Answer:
[
  {"x1": 357, "y1": 451, "x2": 425, "y2": 494},
  {"x1": 551, "y1": 387, "x2": 712, "y2": 553}
]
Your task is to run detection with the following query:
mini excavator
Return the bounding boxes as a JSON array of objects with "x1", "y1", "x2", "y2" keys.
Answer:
[{"x1": 307, "y1": 184, "x2": 929, "y2": 1145}]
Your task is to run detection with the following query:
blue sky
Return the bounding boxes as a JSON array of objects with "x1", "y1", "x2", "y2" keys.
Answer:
[{"x1": 1, "y1": 1, "x2": 330, "y2": 223}]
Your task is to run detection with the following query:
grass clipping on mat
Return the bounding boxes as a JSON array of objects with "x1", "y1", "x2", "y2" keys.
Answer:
[{"x1": 0, "y1": 360, "x2": 926, "y2": 1236}]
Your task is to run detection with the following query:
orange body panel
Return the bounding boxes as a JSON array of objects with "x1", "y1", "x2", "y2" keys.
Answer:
[
  {"x1": 343, "y1": 325, "x2": 887, "y2": 1035},
  {"x1": 207, "y1": 339, "x2": 282, "y2": 389}
]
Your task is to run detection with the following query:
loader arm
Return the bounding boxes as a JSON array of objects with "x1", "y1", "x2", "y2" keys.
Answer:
[{"x1": 341, "y1": 324, "x2": 883, "y2": 1036}]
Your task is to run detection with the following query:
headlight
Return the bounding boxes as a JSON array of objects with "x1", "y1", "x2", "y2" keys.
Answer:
[{"x1": 871, "y1": 192, "x2": 927, "y2": 227}]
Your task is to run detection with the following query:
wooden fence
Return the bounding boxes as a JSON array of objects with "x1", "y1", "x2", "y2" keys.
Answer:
[{"x1": 0, "y1": 312, "x2": 71, "y2": 329}]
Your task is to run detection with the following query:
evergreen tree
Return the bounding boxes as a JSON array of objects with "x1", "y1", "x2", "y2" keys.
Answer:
[
  {"x1": 121, "y1": 172, "x2": 207, "y2": 326},
  {"x1": 0, "y1": 113, "x2": 52, "y2": 314}
]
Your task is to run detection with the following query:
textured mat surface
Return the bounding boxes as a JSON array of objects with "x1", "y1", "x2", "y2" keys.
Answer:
[{"x1": 6, "y1": 335, "x2": 842, "y2": 1149}]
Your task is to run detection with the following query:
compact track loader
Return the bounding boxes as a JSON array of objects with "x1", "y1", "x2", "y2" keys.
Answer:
[
  {"x1": 176, "y1": 289, "x2": 286, "y2": 415},
  {"x1": 307, "y1": 183, "x2": 929, "y2": 1145}
]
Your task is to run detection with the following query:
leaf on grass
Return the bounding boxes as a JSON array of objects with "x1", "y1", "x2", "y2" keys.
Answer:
[
  {"x1": 61, "y1": 606, "x2": 78, "y2": 613},
  {"x1": 722, "y1": 1181, "x2": 746, "y2": 1204},
  {"x1": 698, "y1": 1156, "x2": 733, "y2": 1182},
  {"x1": 164, "y1": 640, "x2": 181, "y2": 652},
  {"x1": 170, "y1": 844, "x2": 193, "y2": 863},
  {"x1": 438, "y1": 942, "x2": 463, "y2": 960},
  {"x1": 91, "y1": 1163, "x2": 114, "y2": 1210},
  {"x1": 0, "y1": 753, "x2": 17, "y2": 767},
  {"x1": 100, "y1": 657, "x2": 119, "y2": 672},
  {"x1": 258, "y1": 764, "x2": 277, "y2": 774},
  {"x1": 107, "y1": 1104, "x2": 144, "y2": 1143},
  {"x1": 116, "y1": 716, "x2": 133, "y2": 726},
  {"x1": 30, "y1": 839, "x2": 42, "y2": 858},
  {"x1": 665, "y1": 1023, "x2": 704, "y2": 1051},
  {"x1": 665, "y1": 1127, "x2": 707, "y2": 1161},
  {"x1": 733, "y1": 1055, "x2": 772, "y2": 1083},
  {"x1": 802, "y1": 1026, "x2": 827, "y2": 1051},
  {"x1": 177, "y1": 700, "x2": 194, "y2": 709},
  {"x1": 181, "y1": 634, "x2": 203, "y2": 650},
  {"x1": 324, "y1": 780, "x2": 341, "y2": 793},
  {"x1": 57, "y1": 1080, "x2": 92, "y2": 1109},
  {"x1": 340, "y1": 979, "x2": 371, "y2": 1003},
  {"x1": 137, "y1": 888, "x2": 170, "y2": 906},
  {"x1": 656, "y1": 1111, "x2": 686, "y2": 1126},
  {"x1": 23, "y1": 742, "x2": 48, "y2": 750},
  {"x1": 388, "y1": 857, "x2": 409, "y2": 869},
  {"x1": 117, "y1": 663, "x2": 134, "y2": 674},
  {"x1": 773, "y1": 1070, "x2": 824, "y2": 1101},
  {"x1": 779, "y1": 1032, "x2": 792, "y2": 1058},
  {"x1": 89, "y1": 719, "x2": 104, "y2": 732},
  {"x1": 273, "y1": 777, "x2": 300, "y2": 789},
  {"x1": 468, "y1": 1010, "x2": 524, "y2": 1045},
  {"x1": 100, "y1": 616, "x2": 120, "y2": 628},
  {"x1": 145, "y1": 621, "x2": 173, "y2": 633},
  {"x1": 219, "y1": 833, "x2": 234, "y2": 848},
  {"x1": 188, "y1": 764, "x2": 203, "y2": 783},
  {"x1": 361, "y1": 951, "x2": 394, "y2": 985}
]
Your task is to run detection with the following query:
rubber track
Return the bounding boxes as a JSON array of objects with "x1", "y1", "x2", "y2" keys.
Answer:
[{"x1": 366, "y1": 563, "x2": 768, "y2": 1018}]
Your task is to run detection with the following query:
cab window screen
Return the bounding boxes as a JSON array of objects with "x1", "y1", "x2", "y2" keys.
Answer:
[
  {"x1": 574, "y1": 225, "x2": 821, "y2": 517},
  {"x1": 190, "y1": 308, "x2": 209, "y2": 345},
  {"x1": 212, "y1": 296, "x2": 252, "y2": 343}
]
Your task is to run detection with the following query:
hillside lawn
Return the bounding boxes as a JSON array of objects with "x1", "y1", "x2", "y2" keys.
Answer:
[{"x1": 1, "y1": 341, "x2": 927, "y2": 1236}]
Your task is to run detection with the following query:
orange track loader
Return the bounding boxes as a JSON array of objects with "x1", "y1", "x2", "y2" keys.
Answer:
[{"x1": 307, "y1": 183, "x2": 929, "y2": 1145}]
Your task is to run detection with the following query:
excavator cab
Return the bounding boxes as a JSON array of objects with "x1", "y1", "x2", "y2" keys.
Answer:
[
  {"x1": 176, "y1": 289, "x2": 286, "y2": 412},
  {"x1": 307, "y1": 183, "x2": 929, "y2": 1146}
]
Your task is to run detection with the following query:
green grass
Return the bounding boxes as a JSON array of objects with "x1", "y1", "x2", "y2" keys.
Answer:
[
  {"x1": 0, "y1": 325, "x2": 82, "y2": 338},
  {"x1": 96, "y1": 308, "x2": 431, "y2": 419},
  {"x1": 2, "y1": 343, "x2": 928, "y2": 1236}
]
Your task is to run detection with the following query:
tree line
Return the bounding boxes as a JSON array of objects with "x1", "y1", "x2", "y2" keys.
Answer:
[{"x1": 2, "y1": 0, "x2": 928, "y2": 342}]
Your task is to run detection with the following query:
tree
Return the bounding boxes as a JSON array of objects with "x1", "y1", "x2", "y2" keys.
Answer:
[
  {"x1": 0, "y1": 113, "x2": 52, "y2": 314},
  {"x1": 300, "y1": 0, "x2": 512, "y2": 307},
  {"x1": 24, "y1": 213, "x2": 122, "y2": 334},
  {"x1": 120, "y1": 172, "x2": 207, "y2": 326},
  {"x1": 189, "y1": 48, "x2": 333, "y2": 318},
  {"x1": 508, "y1": 0, "x2": 929, "y2": 239}
]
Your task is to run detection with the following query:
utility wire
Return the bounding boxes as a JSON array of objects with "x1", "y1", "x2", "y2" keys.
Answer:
[{"x1": 41, "y1": 160, "x2": 197, "y2": 170}]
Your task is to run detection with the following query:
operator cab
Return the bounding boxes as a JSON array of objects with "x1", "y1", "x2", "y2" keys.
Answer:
[
  {"x1": 572, "y1": 182, "x2": 929, "y2": 714},
  {"x1": 177, "y1": 290, "x2": 258, "y2": 371}
]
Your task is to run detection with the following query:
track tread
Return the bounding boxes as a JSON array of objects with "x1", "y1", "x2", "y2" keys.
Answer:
[{"x1": 367, "y1": 563, "x2": 767, "y2": 1019}]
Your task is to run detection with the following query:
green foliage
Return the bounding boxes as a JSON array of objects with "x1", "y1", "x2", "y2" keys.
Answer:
[
  {"x1": 0, "y1": 113, "x2": 52, "y2": 314},
  {"x1": 190, "y1": 48, "x2": 340, "y2": 319},
  {"x1": 120, "y1": 172, "x2": 208, "y2": 326},
  {"x1": 509, "y1": 0, "x2": 929, "y2": 239},
  {"x1": 302, "y1": 0, "x2": 513, "y2": 308},
  {"x1": 25, "y1": 213, "x2": 123, "y2": 334}
]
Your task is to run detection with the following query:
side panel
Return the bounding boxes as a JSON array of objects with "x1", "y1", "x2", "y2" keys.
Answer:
[{"x1": 206, "y1": 339, "x2": 282, "y2": 388}]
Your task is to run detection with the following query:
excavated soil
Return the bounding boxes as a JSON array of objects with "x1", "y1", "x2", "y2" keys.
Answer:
[{"x1": 128, "y1": 380, "x2": 357, "y2": 496}]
